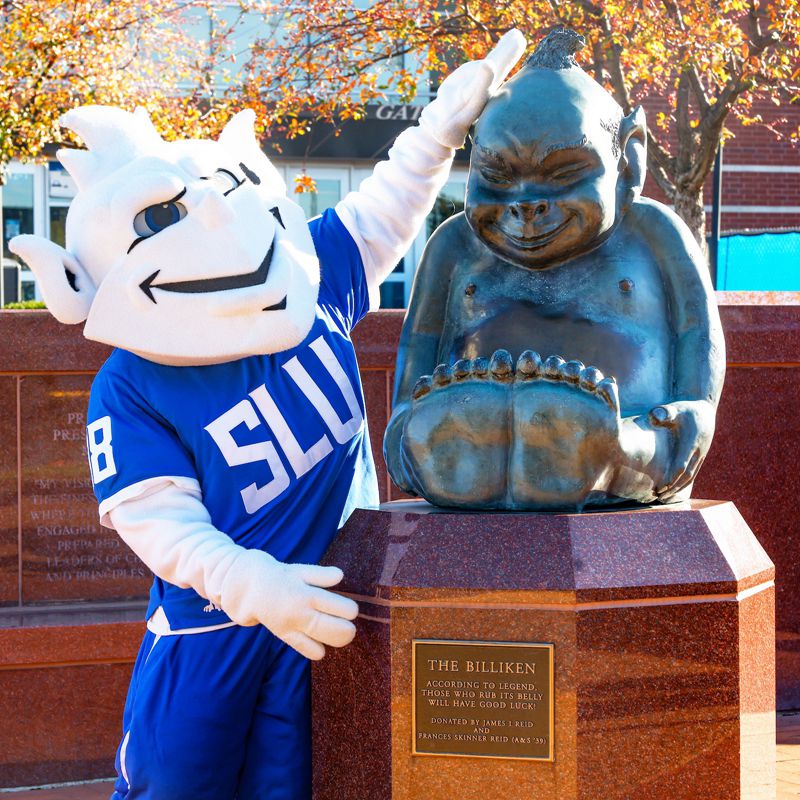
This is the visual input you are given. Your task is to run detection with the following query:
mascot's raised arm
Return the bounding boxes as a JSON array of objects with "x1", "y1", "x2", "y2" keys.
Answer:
[{"x1": 10, "y1": 31, "x2": 526, "y2": 800}]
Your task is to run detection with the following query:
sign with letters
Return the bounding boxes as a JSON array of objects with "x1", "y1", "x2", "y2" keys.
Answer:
[
  {"x1": 366, "y1": 104, "x2": 424, "y2": 122},
  {"x1": 412, "y1": 639, "x2": 554, "y2": 761}
]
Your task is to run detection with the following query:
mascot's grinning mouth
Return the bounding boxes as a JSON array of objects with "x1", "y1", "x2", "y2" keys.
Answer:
[{"x1": 139, "y1": 239, "x2": 286, "y2": 311}]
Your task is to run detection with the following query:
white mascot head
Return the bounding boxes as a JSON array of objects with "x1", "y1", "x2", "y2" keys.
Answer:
[{"x1": 10, "y1": 106, "x2": 320, "y2": 366}]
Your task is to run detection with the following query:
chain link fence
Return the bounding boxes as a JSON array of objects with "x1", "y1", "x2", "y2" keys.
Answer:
[{"x1": 716, "y1": 229, "x2": 800, "y2": 290}]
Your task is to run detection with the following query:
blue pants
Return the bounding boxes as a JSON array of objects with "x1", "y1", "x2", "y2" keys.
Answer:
[{"x1": 111, "y1": 625, "x2": 310, "y2": 800}]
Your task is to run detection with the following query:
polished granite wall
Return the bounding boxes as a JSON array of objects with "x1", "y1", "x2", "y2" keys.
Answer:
[{"x1": 0, "y1": 295, "x2": 798, "y2": 786}]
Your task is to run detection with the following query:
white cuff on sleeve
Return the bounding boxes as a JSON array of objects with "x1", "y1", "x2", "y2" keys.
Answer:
[{"x1": 98, "y1": 475, "x2": 201, "y2": 529}]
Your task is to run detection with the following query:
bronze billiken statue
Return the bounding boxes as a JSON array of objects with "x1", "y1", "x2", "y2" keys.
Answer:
[{"x1": 385, "y1": 29, "x2": 725, "y2": 511}]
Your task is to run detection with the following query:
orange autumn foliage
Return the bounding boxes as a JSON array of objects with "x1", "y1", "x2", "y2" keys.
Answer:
[
  {"x1": 241, "y1": 0, "x2": 799, "y2": 241},
  {"x1": 2, "y1": 0, "x2": 798, "y2": 241},
  {"x1": 0, "y1": 0, "x2": 242, "y2": 181},
  {"x1": 293, "y1": 171, "x2": 318, "y2": 193}
]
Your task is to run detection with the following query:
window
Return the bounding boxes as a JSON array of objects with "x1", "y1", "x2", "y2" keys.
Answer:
[
  {"x1": 49, "y1": 206, "x2": 69, "y2": 249},
  {"x1": 295, "y1": 177, "x2": 342, "y2": 219},
  {"x1": 2, "y1": 168, "x2": 41, "y2": 305},
  {"x1": 379, "y1": 279, "x2": 405, "y2": 309},
  {"x1": 3, "y1": 172, "x2": 34, "y2": 259}
]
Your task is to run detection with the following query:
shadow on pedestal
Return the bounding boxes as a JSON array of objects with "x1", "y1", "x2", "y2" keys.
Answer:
[{"x1": 312, "y1": 499, "x2": 775, "y2": 800}]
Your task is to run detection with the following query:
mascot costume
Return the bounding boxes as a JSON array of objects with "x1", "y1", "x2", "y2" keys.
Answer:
[{"x1": 11, "y1": 31, "x2": 525, "y2": 800}]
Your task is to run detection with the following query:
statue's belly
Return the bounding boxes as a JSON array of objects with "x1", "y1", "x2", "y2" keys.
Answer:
[{"x1": 441, "y1": 301, "x2": 671, "y2": 415}]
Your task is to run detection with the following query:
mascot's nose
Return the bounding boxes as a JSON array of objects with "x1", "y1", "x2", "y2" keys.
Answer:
[{"x1": 193, "y1": 186, "x2": 237, "y2": 230}]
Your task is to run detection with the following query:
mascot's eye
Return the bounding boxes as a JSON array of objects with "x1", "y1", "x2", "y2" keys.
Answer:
[
  {"x1": 206, "y1": 169, "x2": 242, "y2": 195},
  {"x1": 134, "y1": 201, "x2": 187, "y2": 236},
  {"x1": 129, "y1": 190, "x2": 187, "y2": 252}
]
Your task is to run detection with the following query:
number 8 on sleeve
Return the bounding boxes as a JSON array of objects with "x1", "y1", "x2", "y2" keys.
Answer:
[{"x1": 87, "y1": 415, "x2": 118, "y2": 483}]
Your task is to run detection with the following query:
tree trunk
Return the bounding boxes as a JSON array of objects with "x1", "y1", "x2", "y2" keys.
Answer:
[{"x1": 672, "y1": 187, "x2": 707, "y2": 255}]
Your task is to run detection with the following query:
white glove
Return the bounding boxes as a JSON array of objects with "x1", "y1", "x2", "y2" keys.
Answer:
[
  {"x1": 108, "y1": 480, "x2": 358, "y2": 660},
  {"x1": 419, "y1": 29, "x2": 527, "y2": 149},
  {"x1": 336, "y1": 29, "x2": 526, "y2": 296},
  {"x1": 219, "y1": 549, "x2": 358, "y2": 660}
]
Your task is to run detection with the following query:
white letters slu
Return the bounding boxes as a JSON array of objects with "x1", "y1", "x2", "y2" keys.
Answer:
[{"x1": 204, "y1": 336, "x2": 364, "y2": 514}]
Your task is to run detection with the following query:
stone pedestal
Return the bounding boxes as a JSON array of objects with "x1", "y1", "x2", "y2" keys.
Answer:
[{"x1": 312, "y1": 500, "x2": 776, "y2": 800}]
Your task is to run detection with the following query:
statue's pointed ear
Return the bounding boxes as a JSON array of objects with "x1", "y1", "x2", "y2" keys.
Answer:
[
  {"x1": 8, "y1": 235, "x2": 95, "y2": 324},
  {"x1": 619, "y1": 106, "x2": 647, "y2": 198},
  {"x1": 219, "y1": 109, "x2": 286, "y2": 195}
]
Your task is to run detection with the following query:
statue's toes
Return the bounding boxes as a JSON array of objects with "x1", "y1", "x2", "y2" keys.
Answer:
[
  {"x1": 579, "y1": 365, "x2": 604, "y2": 392},
  {"x1": 452, "y1": 358, "x2": 472, "y2": 380},
  {"x1": 595, "y1": 377, "x2": 620, "y2": 413},
  {"x1": 489, "y1": 349, "x2": 514, "y2": 381},
  {"x1": 515, "y1": 350, "x2": 543, "y2": 380},
  {"x1": 412, "y1": 375, "x2": 433, "y2": 401},
  {"x1": 560, "y1": 359, "x2": 585, "y2": 384},
  {"x1": 472, "y1": 356, "x2": 490, "y2": 378},
  {"x1": 432, "y1": 363, "x2": 453, "y2": 388},
  {"x1": 543, "y1": 354, "x2": 565, "y2": 379}
]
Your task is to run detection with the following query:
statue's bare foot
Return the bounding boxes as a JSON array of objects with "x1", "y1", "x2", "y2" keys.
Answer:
[
  {"x1": 402, "y1": 350, "x2": 515, "y2": 507},
  {"x1": 402, "y1": 349, "x2": 623, "y2": 509},
  {"x1": 509, "y1": 352, "x2": 622, "y2": 509}
]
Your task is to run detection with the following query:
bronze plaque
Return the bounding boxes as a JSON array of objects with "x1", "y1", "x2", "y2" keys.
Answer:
[{"x1": 412, "y1": 639, "x2": 554, "y2": 761}]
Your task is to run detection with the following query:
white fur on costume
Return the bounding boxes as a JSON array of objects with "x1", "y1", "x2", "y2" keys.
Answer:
[
  {"x1": 109, "y1": 482, "x2": 358, "y2": 660},
  {"x1": 12, "y1": 107, "x2": 319, "y2": 366},
  {"x1": 9, "y1": 29, "x2": 527, "y2": 662}
]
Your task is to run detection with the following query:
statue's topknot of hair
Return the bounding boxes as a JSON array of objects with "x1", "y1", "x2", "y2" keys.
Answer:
[{"x1": 526, "y1": 28, "x2": 586, "y2": 70}]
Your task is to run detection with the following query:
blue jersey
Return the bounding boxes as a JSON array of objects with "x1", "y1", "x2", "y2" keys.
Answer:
[{"x1": 86, "y1": 209, "x2": 379, "y2": 629}]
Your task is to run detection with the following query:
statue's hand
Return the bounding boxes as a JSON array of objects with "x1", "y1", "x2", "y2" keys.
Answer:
[
  {"x1": 383, "y1": 402, "x2": 418, "y2": 495},
  {"x1": 419, "y1": 29, "x2": 526, "y2": 149},
  {"x1": 648, "y1": 400, "x2": 716, "y2": 501}
]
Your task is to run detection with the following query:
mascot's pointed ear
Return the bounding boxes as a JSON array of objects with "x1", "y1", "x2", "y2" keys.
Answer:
[
  {"x1": 219, "y1": 110, "x2": 286, "y2": 195},
  {"x1": 8, "y1": 235, "x2": 95, "y2": 324}
]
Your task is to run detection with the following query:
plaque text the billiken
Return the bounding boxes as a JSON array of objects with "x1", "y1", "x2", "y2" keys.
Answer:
[{"x1": 412, "y1": 640, "x2": 554, "y2": 761}]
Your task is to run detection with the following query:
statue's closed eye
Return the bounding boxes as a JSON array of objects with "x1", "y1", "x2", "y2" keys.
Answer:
[
  {"x1": 548, "y1": 164, "x2": 587, "y2": 181},
  {"x1": 479, "y1": 166, "x2": 513, "y2": 184}
]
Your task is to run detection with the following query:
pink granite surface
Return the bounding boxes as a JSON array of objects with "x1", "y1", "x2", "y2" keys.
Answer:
[
  {"x1": 326, "y1": 500, "x2": 773, "y2": 603},
  {"x1": 0, "y1": 294, "x2": 795, "y2": 786},
  {"x1": 313, "y1": 502, "x2": 776, "y2": 800},
  {"x1": 0, "y1": 377, "x2": 17, "y2": 607},
  {"x1": 695, "y1": 364, "x2": 800, "y2": 707},
  {"x1": 19, "y1": 375, "x2": 150, "y2": 604},
  {"x1": 1, "y1": 663, "x2": 132, "y2": 787},
  {"x1": 0, "y1": 621, "x2": 143, "y2": 788},
  {"x1": 312, "y1": 617, "x2": 392, "y2": 800}
]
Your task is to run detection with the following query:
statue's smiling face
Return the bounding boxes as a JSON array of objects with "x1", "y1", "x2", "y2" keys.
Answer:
[
  {"x1": 466, "y1": 67, "x2": 628, "y2": 270},
  {"x1": 64, "y1": 111, "x2": 319, "y2": 366}
]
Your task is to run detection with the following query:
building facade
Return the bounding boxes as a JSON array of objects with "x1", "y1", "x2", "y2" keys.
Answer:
[{"x1": 2, "y1": 15, "x2": 798, "y2": 307}]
